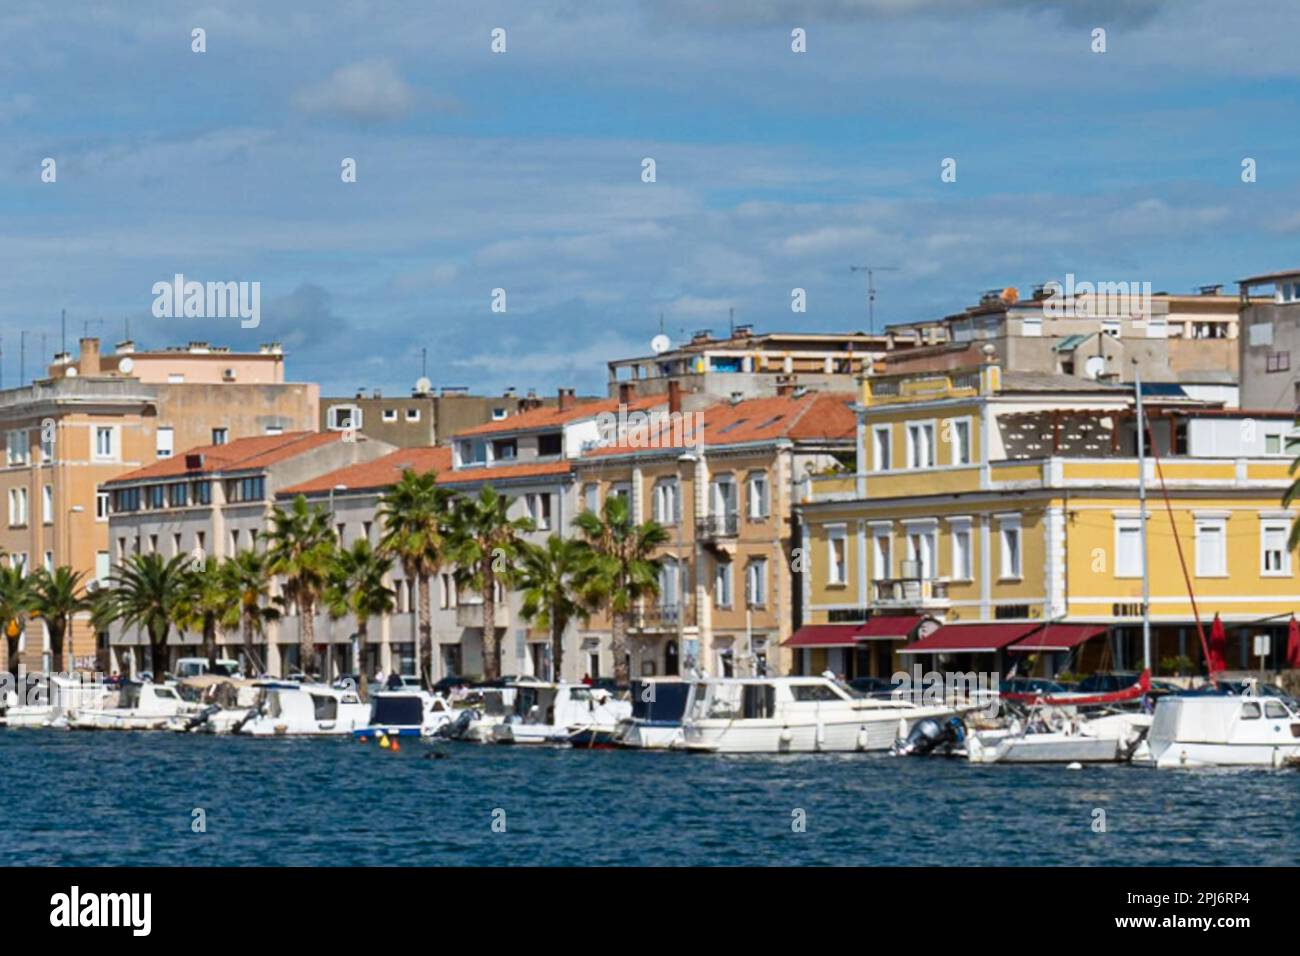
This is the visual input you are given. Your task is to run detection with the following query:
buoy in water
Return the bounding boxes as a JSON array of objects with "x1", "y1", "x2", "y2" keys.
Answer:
[
  {"x1": 379, "y1": 734, "x2": 391, "y2": 749},
  {"x1": 358, "y1": 735, "x2": 369, "y2": 744},
  {"x1": 1066, "y1": 761, "x2": 1083, "y2": 770},
  {"x1": 391, "y1": 739, "x2": 401, "y2": 752}
]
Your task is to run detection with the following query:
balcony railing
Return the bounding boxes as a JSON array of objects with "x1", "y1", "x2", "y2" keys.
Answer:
[
  {"x1": 696, "y1": 513, "x2": 739, "y2": 540},
  {"x1": 455, "y1": 600, "x2": 511, "y2": 629},
  {"x1": 635, "y1": 602, "x2": 696, "y2": 630},
  {"x1": 871, "y1": 577, "x2": 950, "y2": 609}
]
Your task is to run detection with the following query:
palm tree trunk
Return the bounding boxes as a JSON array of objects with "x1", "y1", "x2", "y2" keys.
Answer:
[
  {"x1": 357, "y1": 617, "x2": 370, "y2": 701},
  {"x1": 6, "y1": 635, "x2": 18, "y2": 684},
  {"x1": 300, "y1": 599, "x2": 316, "y2": 675},
  {"x1": 50, "y1": 620, "x2": 67, "y2": 674},
  {"x1": 242, "y1": 614, "x2": 260, "y2": 676},
  {"x1": 417, "y1": 574, "x2": 433, "y2": 689},
  {"x1": 611, "y1": 609, "x2": 629, "y2": 686},
  {"x1": 551, "y1": 607, "x2": 565, "y2": 683},
  {"x1": 151, "y1": 624, "x2": 170, "y2": 678},
  {"x1": 482, "y1": 563, "x2": 499, "y2": 681},
  {"x1": 203, "y1": 615, "x2": 217, "y2": 671}
]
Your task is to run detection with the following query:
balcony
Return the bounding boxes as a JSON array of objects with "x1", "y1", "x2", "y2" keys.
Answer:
[
  {"x1": 455, "y1": 599, "x2": 511, "y2": 630},
  {"x1": 695, "y1": 513, "x2": 739, "y2": 541},
  {"x1": 871, "y1": 577, "x2": 950, "y2": 610},
  {"x1": 634, "y1": 602, "x2": 696, "y2": 631}
]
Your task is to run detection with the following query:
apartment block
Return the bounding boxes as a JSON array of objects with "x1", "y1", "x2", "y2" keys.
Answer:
[{"x1": 1237, "y1": 268, "x2": 1300, "y2": 412}]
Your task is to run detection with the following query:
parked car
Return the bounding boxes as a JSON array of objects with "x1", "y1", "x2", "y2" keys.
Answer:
[
  {"x1": 1074, "y1": 671, "x2": 1144, "y2": 694},
  {"x1": 999, "y1": 677, "x2": 1068, "y2": 696}
]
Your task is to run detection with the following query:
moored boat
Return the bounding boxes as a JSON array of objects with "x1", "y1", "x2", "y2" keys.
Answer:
[
  {"x1": 1146, "y1": 684, "x2": 1300, "y2": 769},
  {"x1": 612, "y1": 677, "x2": 689, "y2": 749},
  {"x1": 66, "y1": 681, "x2": 200, "y2": 731},
  {"x1": 236, "y1": 683, "x2": 369, "y2": 736},
  {"x1": 491, "y1": 680, "x2": 631, "y2": 745},
  {"x1": 353, "y1": 690, "x2": 455, "y2": 738}
]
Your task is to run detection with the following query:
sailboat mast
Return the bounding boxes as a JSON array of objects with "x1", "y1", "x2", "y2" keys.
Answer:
[{"x1": 1134, "y1": 366, "x2": 1152, "y2": 671}]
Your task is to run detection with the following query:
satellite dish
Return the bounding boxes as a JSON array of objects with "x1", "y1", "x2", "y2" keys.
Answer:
[
  {"x1": 118, "y1": 356, "x2": 135, "y2": 374},
  {"x1": 651, "y1": 334, "x2": 671, "y2": 354},
  {"x1": 414, "y1": 376, "x2": 432, "y2": 395},
  {"x1": 65, "y1": 366, "x2": 78, "y2": 378},
  {"x1": 1084, "y1": 356, "x2": 1106, "y2": 380}
]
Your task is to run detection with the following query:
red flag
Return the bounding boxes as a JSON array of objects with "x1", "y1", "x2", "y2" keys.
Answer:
[
  {"x1": 1287, "y1": 615, "x2": 1300, "y2": 670},
  {"x1": 1208, "y1": 613, "x2": 1228, "y2": 674}
]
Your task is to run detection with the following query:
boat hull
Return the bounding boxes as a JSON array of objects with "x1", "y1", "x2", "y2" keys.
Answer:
[
  {"x1": 680, "y1": 709, "x2": 947, "y2": 754},
  {"x1": 1151, "y1": 741, "x2": 1300, "y2": 769}
]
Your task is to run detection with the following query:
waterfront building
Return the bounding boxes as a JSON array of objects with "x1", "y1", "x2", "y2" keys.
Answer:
[
  {"x1": 102, "y1": 430, "x2": 393, "y2": 676},
  {"x1": 574, "y1": 385, "x2": 855, "y2": 679},
  {"x1": 0, "y1": 338, "x2": 318, "y2": 674},
  {"x1": 1237, "y1": 268, "x2": 1300, "y2": 412},
  {"x1": 795, "y1": 363, "x2": 1300, "y2": 679}
]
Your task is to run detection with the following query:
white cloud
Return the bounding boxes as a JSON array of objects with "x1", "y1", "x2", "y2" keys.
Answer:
[{"x1": 293, "y1": 60, "x2": 417, "y2": 122}]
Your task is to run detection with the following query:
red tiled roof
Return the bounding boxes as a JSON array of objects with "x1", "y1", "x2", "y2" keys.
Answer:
[
  {"x1": 279, "y1": 446, "x2": 453, "y2": 497},
  {"x1": 105, "y1": 431, "x2": 341, "y2": 484},
  {"x1": 454, "y1": 394, "x2": 664, "y2": 437},
  {"x1": 437, "y1": 459, "x2": 573, "y2": 486},
  {"x1": 583, "y1": 392, "x2": 855, "y2": 458}
]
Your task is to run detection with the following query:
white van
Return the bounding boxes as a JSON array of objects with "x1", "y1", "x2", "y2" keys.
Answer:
[{"x1": 175, "y1": 657, "x2": 242, "y2": 679}]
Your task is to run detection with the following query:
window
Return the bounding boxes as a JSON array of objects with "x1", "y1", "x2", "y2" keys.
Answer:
[
  {"x1": 1021, "y1": 317, "x2": 1042, "y2": 337},
  {"x1": 6, "y1": 430, "x2": 28, "y2": 466},
  {"x1": 950, "y1": 521, "x2": 972, "y2": 580},
  {"x1": 1146, "y1": 318, "x2": 1167, "y2": 339},
  {"x1": 167, "y1": 372, "x2": 185, "y2": 384},
  {"x1": 714, "y1": 559, "x2": 733, "y2": 608},
  {"x1": 873, "y1": 531, "x2": 892, "y2": 581},
  {"x1": 1115, "y1": 518, "x2": 1142, "y2": 578},
  {"x1": 746, "y1": 472, "x2": 770, "y2": 520},
  {"x1": 229, "y1": 476, "x2": 265, "y2": 503},
  {"x1": 194, "y1": 481, "x2": 212, "y2": 505},
  {"x1": 382, "y1": 408, "x2": 397, "y2": 422},
  {"x1": 230, "y1": 529, "x2": 241, "y2": 553},
  {"x1": 40, "y1": 427, "x2": 54, "y2": 462},
  {"x1": 43, "y1": 551, "x2": 53, "y2": 572},
  {"x1": 95, "y1": 551, "x2": 110, "y2": 582},
  {"x1": 96, "y1": 491, "x2": 109, "y2": 521},
  {"x1": 1239, "y1": 701, "x2": 1261, "y2": 720},
  {"x1": 148, "y1": 484, "x2": 166, "y2": 509},
  {"x1": 94, "y1": 426, "x2": 114, "y2": 460},
  {"x1": 42, "y1": 484, "x2": 52, "y2": 524},
  {"x1": 326, "y1": 405, "x2": 360, "y2": 431},
  {"x1": 492, "y1": 439, "x2": 517, "y2": 461},
  {"x1": 745, "y1": 559, "x2": 768, "y2": 608},
  {"x1": 998, "y1": 516, "x2": 1022, "y2": 579},
  {"x1": 653, "y1": 480, "x2": 679, "y2": 525},
  {"x1": 211, "y1": 428, "x2": 228, "y2": 446},
  {"x1": 1262, "y1": 522, "x2": 1289, "y2": 576},
  {"x1": 872, "y1": 426, "x2": 891, "y2": 471},
  {"x1": 526, "y1": 493, "x2": 552, "y2": 531},
  {"x1": 156, "y1": 426, "x2": 174, "y2": 458},
  {"x1": 710, "y1": 476, "x2": 738, "y2": 519},
  {"x1": 112, "y1": 487, "x2": 141, "y2": 513},
  {"x1": 8, "y1": 488, "x2": 27, "y2": 526},
  {"x1": 1195, "y1": 518, "x2": 1227, "y2": 577},
  {"x1": 168, "y1": 482, "x2": 188, "y2": 507},
  {"x1": 905, "y1": 527, "x2": 936, "y2": 579},
  {"x1": 949, "y1": 419, "x2": 971, "y2": 465},
  {"x1": 583, "y1": 482, "x2": 600, "y2": 514},
  {"x1": 406, "y1": 408, "x2": 420, "y2": 421},
  {"x1": 906, "y1": 422, "x2": 935, "y2": 469},
  {"x1": 1267, "y1": 351, "x2": 1291, "y2": 374},
  {"x1": 492, "y1": 407, "x2": 508, "y2": 421},
  {"x1": 1101, "y1": 318, "x2": 1121, "y2": 338},
  {"x1": 827, "y1": 524, "x2": 847, "y2": 585},
  {"x1": 658, "y1": 558, "x2": 680, "y2": 610},
  {"x1": 537, "y1": 432, "x2": 563, "y2": 457},
  {"x1": 1266, "y1": 433, "x2": 1283, "y2": 455},
  {"x1": 173, "y1": 533, "x2": 182, "y2": 556},
  {"x1": 1265, "y1": 700, "x2": 1290, "y2": 719}
]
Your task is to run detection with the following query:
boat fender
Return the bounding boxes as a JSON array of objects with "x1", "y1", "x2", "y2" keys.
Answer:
[
  {"x1": 358, "y1": 735, "x2": 369, "y2": 743},
  {"x1": 856, "y1": 727, "x2": 869, "y2": 751},
  {"x1": 1066, "y1": 761, "x2": 1083, "y2": 770},
  {"x1": 779, "y1": 727, "x2": 793, "y2": 746}
]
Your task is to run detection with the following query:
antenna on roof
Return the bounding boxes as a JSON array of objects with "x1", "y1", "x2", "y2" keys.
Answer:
[
  {"x1": 850, "y1": 264, "x2": 900, "y2": 335},
  {"x1": 61, "y1": 308, "x2": 66, "y2": 355},
  {"x1": 729, "y1": 307, "x2": 734, "y2": 338},
  {"x1": 421, "y1": 346, "x2": 428, "y2": 379}
]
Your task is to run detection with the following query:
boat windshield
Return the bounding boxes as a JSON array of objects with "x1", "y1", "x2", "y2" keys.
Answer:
[{"x1": 311, "y1": 694, "x2": 338, "y2": 720}]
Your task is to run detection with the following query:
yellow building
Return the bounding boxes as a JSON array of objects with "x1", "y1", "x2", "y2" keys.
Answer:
[{"x1": 795, "y1": 364, "x2": 1300, "y2": 678}]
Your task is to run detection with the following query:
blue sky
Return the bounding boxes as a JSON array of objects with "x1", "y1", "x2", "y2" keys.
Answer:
[{"x1": 2, "y1": 0, "x2": 1298, "y2": 397}]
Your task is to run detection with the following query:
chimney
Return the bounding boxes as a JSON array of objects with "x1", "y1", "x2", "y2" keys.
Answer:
[
  {"x1": 557, "y1": 387, "x2": 575, "y2": 412},
  {"x1": 618, "y1": 381, "x2": 637, "y2": 405},
  {"x1": 776, "y1": 377, "x2": 796, "y2": 398},
  {"x1": 667, "y1": 379, "x2": 682, "y2": 416},
  {"x1": 78, "y1": 338, "x2": 101, "y2": 376}
]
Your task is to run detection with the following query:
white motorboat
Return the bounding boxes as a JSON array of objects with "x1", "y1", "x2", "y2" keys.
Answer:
[
  {"x1": 440, "y1": 686, "x2": 518, "y2": 742},
  {"x1": 65, "y1": 681, "x2": 200, "y2": 731},
  {"x1": 612, "y1": 678, "x2": 690, "y2": 749},
  {"x1": 966, "y1": 708, "x2": 1152, "y2": 764},
  {"x1": 3, "y1": 675, "x2": 114, "y2": 728},
  {"x1": 354, "y1": 690, "x2": 455, "y2": 738},
  {"x1": 1146, "y1": 687, "x2": 1300, "y2": 769},
  {"x1": 236, "y1": 683, "x2": 369, "y2": 736},
  {"x1": 491, "y1": 680, "x2": 632, "y2": 745},
  {"x1": 679, "y1": 675, "x2": 958, "y2": 753}
]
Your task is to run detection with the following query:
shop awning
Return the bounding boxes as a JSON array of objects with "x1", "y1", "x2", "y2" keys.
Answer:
[
  {"x1": 856, "y1": 615, "x2": 924, "y2": 640},
  {"x1": 1007, "y1": 623, "x2": 1106, "y2": 653},
  {"x1": 900, "y1": 622, "x2": 1040, "y2": 654},
  {"x1": 783, "y1": 625, "x2": 866, "y2": 648}
]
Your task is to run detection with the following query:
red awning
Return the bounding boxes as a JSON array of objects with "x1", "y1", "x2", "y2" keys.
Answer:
[
  {"x1": 783, "y1": 625, "x2": 865, "y2": 648},
  {"x1": 856, "y1": 615, "x2": 924, "y2": 640},
  {"x1": 901, "y1": 622, "x2": 1040, "y2": 654},
  {"x1": 1007, "y1": 623, "x2": 1106, "y2": 653}
]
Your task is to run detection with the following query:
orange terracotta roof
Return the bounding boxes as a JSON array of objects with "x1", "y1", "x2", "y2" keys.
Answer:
[
  {"x1": 582, "y1": 392, "x2": 855, "y2": 458},
  {"x1": 453, "y1": 394, "x2": 664, "y2": 437},
  {"x1": 279, "y1": 446, "x2": 453, "y2": 497},
  {"x1": 106, "y1": 431, "x2": 342, "y2": 484},
  {"x1": 437, "y1": 459, "x2": 573, "y2": 486}
]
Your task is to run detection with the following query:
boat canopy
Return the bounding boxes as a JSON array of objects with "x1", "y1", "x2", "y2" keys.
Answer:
[
  {"x1": 371, "y1": 695, "x2": 424, "y2": 727},
  {"x1": 629, "y1": 680, "x2": 690, "y2": 721}
]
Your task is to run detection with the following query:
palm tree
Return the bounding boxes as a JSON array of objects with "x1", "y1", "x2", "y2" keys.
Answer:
[
  {"x1": 0, "y1": 564, "x2": 33, "y2": 683},
  {"x1": 103, "y1": 553, "x2": 192, "y2": 677},
  {"x1": 223, "y1": 549, "x2": 280, "y2": 676},
  {"x1": 325, "y1": 537, "x2": 395, "y2": 699},
  {"x1": 572, "y1": 495, "x2": 669, "y2": 686},
  {"x1": 518, "y1": 535, "x2": 585, "y2": 682},
  {"x1": 28, "y1": 566, "x2": 92, "y2": 673},
  {"x1": 447, "y1": 486, "x2": 534, "y2": 681},
  {"x1": 378, "y1": 469, "x2": 456, "y2": 688},
  {"x1": 266, "y1": 495, "x2": 336, "y2": 677},
  {"x1": 176, "y1": 557, "x2": 230, "y2": 672}
]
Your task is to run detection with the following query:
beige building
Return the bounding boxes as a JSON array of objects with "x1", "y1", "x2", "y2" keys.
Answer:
[
  {"x1": 0, "y1": 338, "x2": 319, "y2": 674},
  {"x1": 102, "y1": 430, "x2": 393, "y2": 677}
]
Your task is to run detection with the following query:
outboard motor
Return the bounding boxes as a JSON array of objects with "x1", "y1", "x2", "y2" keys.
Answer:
[
  {"x1": 436, "y1": 708, "x2": 477, "y2": 740},
  {"x1": 891, "y1": 716, "x2": 967, "y2": 756}
]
